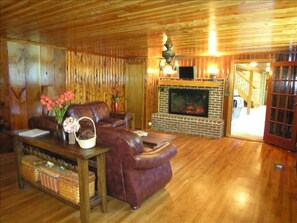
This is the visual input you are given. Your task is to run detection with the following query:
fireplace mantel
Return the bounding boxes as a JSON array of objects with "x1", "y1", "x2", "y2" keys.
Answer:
[
  {"x1": 159, "y1": 79, "x2": 220, "y2": 88},
  {"x1": 153, "y1": 79, "x2": 224, "y2": 138}
]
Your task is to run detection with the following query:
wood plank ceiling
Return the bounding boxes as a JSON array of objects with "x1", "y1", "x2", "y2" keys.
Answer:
[{"x1": 0, "y1": 0, "x2": 296, "y2": 58}]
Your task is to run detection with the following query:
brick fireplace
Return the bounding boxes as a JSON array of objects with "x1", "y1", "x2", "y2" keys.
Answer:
[{"x1": 152, "y1": 79, "x2": 225, "y2": 138}]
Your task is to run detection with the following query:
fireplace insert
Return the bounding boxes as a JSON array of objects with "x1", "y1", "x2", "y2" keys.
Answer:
[{"x1": 169, "y1": 88, "x2": 209, "y2": 117}]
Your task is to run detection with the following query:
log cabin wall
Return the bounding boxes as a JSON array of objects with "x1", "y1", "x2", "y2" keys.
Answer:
[
  {"x1": 2, "y1": 37, "x2": 296, "y2": 132},
  {"x1": 0, "y1": 40, "x2": 10, "y2": 127},
  {"x1": 4, "y1": 40, "x2": 66, "y2": 130},
  {"x1": 146, "y1": 52, "x2": 296, "y2": 131},
  {"x1": 66, "y1": 51, "x2": 126, "y2": 111},
  {"x1": 146, "y1": 58, "x2": 160, "y2": 129}
]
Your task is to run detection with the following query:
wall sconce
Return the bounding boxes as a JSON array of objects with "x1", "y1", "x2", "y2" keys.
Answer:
[{"x1": 208, "y1": 66, "x2": 219, "y2": 81}]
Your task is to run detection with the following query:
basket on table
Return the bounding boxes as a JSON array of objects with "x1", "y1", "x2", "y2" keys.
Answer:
[
  {"x1": 21, "y1": 155, "x2": 46, "y2": 182},
  {"x1": 58, "y1": 170, "x2": 95, "y2": 204},
  {"x1": 39, "y1": 162, "x2": 65, "y2": 193},
  {"x1": 75, "y1": 116, "x2": 97, "y2": 149}
]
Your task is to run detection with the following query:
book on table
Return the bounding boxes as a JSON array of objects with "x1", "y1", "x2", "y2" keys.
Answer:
[
  {"x1": 19, "y1": 128, "x2": 50, "y2": 138},
  {"x1": 133, "y1": 130, "x2": 148, "y2": 137}
]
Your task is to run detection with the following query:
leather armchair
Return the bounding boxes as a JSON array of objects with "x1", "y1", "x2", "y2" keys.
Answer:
[{"x1": 96, "y1": 127, "x2": 177, "y2": 209}]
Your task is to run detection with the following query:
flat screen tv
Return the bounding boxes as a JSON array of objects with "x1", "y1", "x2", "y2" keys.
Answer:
[{"x1": 178, "y1": 66, "x2": 196, "y2": 80}]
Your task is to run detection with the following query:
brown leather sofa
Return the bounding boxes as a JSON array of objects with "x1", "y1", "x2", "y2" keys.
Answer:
[
  {"x1": 67, "y1": 101, "x2": 132, "y2": 128},
  {"x1": 28, "y1": 101, "x2": 177, "y2": 209},
  {"x1": 29, "y1": 101, "x2": 131, "y2": 130}
]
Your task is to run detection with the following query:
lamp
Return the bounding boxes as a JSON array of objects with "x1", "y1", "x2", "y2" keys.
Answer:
[
  {"x1": 41, "y1": 85, "x2": 58, "y2": 116},
  {"x1": 208, "y1": 66, "x2": 219, "y2": 81},
  {"x1": 160, "y1": 38, "x2": 178, "y2": 77}
]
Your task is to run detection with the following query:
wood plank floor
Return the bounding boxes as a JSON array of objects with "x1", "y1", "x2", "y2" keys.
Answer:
[{"x1": 1, "y1": 134, "x2": 297, "y2": 223}]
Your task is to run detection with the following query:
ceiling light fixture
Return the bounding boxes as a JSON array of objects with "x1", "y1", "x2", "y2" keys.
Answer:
[
  {"x1": 162, "y1": 37, "x2": 175, "y2": 64},
  {"x1": 160, "y1": 37, "x2": 178, "y2": 77}
]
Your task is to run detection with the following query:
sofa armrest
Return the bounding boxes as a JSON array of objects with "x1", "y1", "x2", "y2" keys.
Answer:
[
  {"x1": 124, "y1": 143, "x2": 177, "y2": 169},
  {"x1": 28, "y1": 116, "x2": 57, "y2": 132},
  {"x1": 110, "y1": 112, "x2": 132, "y2": 128},
  {"x1": 97, "y1": 127, "x2": 143, "y2": 155}
]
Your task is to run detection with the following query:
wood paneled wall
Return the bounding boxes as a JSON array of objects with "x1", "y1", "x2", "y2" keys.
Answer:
[
  {"x1": 7, "y1": 41, "x2": 40, "y2": 129},
  {"x1": 2, "y1": 37, "x2": 296, "y2": 131},
  {"x1": 3, "y1": 40, "x2": 66, "y2": 130},
  {"x1": 146, "y1": 58, "x2": 162, "y2": 128},
  {"x1": 145, "y1": 52, "x2": 296, "y2": 131},
  {"x1": 0, "y1": 40, "x2": 10, "y2": 127},
  {"x1": 66, "y1": 51, "x2": 126, "y2": 111}
]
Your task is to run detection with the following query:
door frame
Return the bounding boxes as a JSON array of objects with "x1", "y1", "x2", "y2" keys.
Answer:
[{"x1": 225, "y1": 59, "x2": 274, "y2": 137}]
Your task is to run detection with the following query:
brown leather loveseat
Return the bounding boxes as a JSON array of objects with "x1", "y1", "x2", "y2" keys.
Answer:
[
  {"x1": 67, "y1": 101, "x2": 132, "y2": 128},
  {"x1": 28, "y1": 101, "x2": 177, "y2": 209}
]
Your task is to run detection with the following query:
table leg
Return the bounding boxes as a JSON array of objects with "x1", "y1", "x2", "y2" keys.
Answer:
[
  {"x1": 77, "y1": 159, "x2": 90, "y2": 223},
  {"x1": 96, "y1": 154, "x2": 108, "y2": 212},
  {"x1": 13, "y1": 138, "x2": 24, "y2": 189}
]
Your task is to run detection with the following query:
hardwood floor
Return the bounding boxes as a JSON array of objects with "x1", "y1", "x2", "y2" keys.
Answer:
[{"x1": 1, "y1": 134, "x2": 297, "y2": 223}]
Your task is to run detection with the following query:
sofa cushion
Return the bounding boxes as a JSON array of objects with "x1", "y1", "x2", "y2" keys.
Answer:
[
  {"x1": 89, "y1": 101, "x2": 111, "y2": 123},
  {"x1": 96, "y1": 122, "x2": 113, "y2": 127},
  {"x1": 67, "y1": 104, "x2": 95, "y2": 120},
  {"x1": 108, "y1": 118, "x2": 126, "y2": 127}
]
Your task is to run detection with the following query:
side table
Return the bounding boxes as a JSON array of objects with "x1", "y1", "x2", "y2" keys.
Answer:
[{"x1": 11, "y1": 131, "x2": 110, "y2": 223}]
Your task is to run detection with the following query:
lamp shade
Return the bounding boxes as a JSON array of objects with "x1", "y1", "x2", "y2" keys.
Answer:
[{"x1": 42, "y1": 85, "x2": 58, "y2": 100}]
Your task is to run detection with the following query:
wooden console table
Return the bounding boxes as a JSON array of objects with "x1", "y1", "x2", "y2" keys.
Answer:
[{"x1": 11, "y1": 131, "x2": 110, "y2": 223}]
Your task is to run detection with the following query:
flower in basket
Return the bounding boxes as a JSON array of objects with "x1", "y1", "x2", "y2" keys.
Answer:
[
  {"x1": 40, "y1": 90, "x2": 74, "y2": 124},
  {"x1": 62, "y1": 117, "x2": 80, "y2": 133}
]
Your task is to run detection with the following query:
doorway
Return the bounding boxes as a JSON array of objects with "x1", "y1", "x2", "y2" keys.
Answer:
[
  {"x1": 125, "y1": 63, "x2": 145, "y2": 130},
  {"x1": 230, "y1": 60, "x2": 271, "y2": 141}
]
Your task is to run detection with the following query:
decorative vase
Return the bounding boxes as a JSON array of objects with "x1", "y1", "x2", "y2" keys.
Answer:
[
  {"x1": 68, "y1": 132, "x2": 76, "y2": 144},
  {"x1": 113, "y1": 101, "x2": 119, "y2": 112},
  {"x1": 54, "y1": 123, "x2": 67, "y2": 141}
]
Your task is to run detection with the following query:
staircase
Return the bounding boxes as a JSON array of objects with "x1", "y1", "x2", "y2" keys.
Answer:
[{"x1": 234, "y1": 72, "x2": 259, "y2": 108}]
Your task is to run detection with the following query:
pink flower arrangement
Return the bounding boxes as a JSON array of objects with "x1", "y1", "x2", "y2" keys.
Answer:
[
  {"x1": 63, "y1": 117, "x2": 80, "y2": 133},
  {"x1": 112, "y1": 86, "x2": 120, "y2": 102},
  {"x1": 40, "y1": 91, "x2": 74, "y2": 124}
]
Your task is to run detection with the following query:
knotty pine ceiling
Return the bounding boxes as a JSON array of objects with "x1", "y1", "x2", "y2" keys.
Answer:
[{"x1": 0, "y1": 0, "x2": 296, "y2": 59}]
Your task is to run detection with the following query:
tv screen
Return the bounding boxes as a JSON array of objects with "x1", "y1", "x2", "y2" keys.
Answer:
[{"x1": 178, "y1": 66, "x2": 196, "y2": 80}]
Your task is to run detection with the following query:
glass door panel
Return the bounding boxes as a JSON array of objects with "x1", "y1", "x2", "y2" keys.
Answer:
[{"x1": 264, "y1": 61, "x2": 297, "y2": 151}]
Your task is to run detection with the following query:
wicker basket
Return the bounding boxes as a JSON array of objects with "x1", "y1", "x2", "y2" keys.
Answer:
[
  {"x1": 21, "y1": 155, "x2": 46, "y2": 182},
  {"x1": 58, "y1": 170, "x2": 95, "y2": 204},
  {"x1": 40, "y1": 165, "x2": 65, "y2": 193},
  {"x1": 75, "y1": 116, "x2": 96, "y2": 149}
]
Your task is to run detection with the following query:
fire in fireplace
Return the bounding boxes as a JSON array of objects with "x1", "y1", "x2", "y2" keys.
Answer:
[{"x1": 169, "y1": 88, "x2": 209, "y2": 117}]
